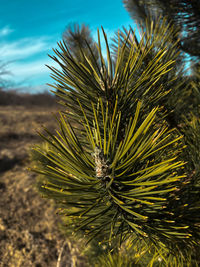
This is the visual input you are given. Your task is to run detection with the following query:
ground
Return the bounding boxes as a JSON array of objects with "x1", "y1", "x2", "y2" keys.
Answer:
[{"x1": 0, "y1": 105, "x2": 85, "y2": 267}]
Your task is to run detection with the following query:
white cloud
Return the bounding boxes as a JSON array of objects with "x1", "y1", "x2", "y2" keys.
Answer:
[
  {"x1": 0, "y1": 37, "x2": 53, "y2": 61},
  {"x1": 3, "y1": 56, "x2": 59, "y2": 86},
  {"x1": 0, "y1": 25, "x2": 14, "y2": 37},
  {"x1": 0, "y1": 35, "x2": 59, "y2": 86},
  {"x1": 11, "y1": 59, "x2": 49, "y2": 77}
]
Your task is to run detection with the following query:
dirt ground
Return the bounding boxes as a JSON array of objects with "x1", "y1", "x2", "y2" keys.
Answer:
[{"x1": 0, "y1": 105, "x2": 85, "y2": 267}]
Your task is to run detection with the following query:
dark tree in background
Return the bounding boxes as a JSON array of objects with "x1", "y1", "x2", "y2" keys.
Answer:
[
  {"x1": 123, "y1": 0, "x2": 200, "y2": 66},
  {"x1": 62, "y1": 24, "x2": 99, "y2": 69}
]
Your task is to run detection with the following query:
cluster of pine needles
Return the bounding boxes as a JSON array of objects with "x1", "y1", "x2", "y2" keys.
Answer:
[{"x1": 31, "y1": 18, "x2": 200, "y2": 266}]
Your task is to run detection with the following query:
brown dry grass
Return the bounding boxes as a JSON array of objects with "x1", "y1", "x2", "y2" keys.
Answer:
[{"x1": 0, "y1": 103, "x2": 85, "y2": 267}]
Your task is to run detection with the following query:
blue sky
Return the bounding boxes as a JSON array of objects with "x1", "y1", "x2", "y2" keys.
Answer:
[{"x1": 0, "y1": 0, "x2": 134, "y2": 93}]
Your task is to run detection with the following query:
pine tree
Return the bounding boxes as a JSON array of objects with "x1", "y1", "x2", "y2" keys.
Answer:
[{"x1": 31, "y1": 18, "x2": 200, "y2": 266}]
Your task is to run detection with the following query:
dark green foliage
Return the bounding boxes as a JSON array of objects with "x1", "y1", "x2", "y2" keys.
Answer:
[
  {"x1": 62, "y1": 24, "x2": 99, "y2": 69},
  {"x1": 31, "y1": 19, "x2": 200, "y2": 266},
  {"x1": 123, "y1": 0, "x2": 200, "y2": 61}
]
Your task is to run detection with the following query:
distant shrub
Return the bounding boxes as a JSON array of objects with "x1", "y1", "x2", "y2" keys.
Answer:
[{"x1": 0, "y1": 88, "x2": 57, "y2": 107}]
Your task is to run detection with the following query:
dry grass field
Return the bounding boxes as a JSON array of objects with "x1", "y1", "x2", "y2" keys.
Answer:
[{"x1": 0, "y1": 93, "x2": 85, "y2": 267}]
